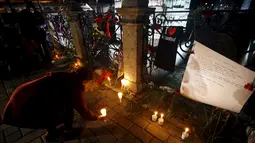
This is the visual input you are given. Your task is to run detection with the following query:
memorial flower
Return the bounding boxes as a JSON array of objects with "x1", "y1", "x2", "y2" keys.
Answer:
[{"x1": 244, "y1": 83, "x2": 254, "y2": 91}]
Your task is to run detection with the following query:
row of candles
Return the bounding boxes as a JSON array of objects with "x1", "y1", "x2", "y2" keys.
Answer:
[{"x1": 102, "y1": 77, "x2": 190, "y2": 140}]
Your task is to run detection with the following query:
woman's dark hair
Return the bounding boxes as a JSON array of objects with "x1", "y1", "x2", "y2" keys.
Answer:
[{"x1": 74, "y1": 67, "x2": 93, "y2": 81}]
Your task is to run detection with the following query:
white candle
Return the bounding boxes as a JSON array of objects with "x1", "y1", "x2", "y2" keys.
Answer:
[
  {"x1": 158, "y1": 113, "x2": 164, "y2": 125},
  {"x1": 121, "y1": 79, "x2": 128, "y2": 90},
  {"x1": 152, "y1": 111, "x2": 158, "y2": 122},
  {"x1": 118, "y1": 92, "x2": 123, "y2": 103},
  {"x1": 181, "y1": 128, "x2": 189, "y2": 140},
  {"x1": 100, "y1": 108, "x2": 107, "y2": 116},
  {"x1": 107, "y1": 77, "x2": 111, "y2": 86}
]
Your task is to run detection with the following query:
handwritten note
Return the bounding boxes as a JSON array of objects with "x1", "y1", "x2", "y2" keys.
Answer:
[{"x1": 181, "y1": 41, "x2": 255, "y2": 113}]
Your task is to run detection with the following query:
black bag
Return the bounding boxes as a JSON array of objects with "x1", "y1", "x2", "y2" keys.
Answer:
[{"x1": 154, "y1": 26, "x2": 183, "y2": 72}]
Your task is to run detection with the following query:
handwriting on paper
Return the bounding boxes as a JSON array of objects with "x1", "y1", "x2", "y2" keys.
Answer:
[{"x1": 181, "y1": 41, "x2": 255, "y2": 113}]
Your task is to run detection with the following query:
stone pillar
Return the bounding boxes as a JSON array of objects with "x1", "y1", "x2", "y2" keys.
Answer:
[
  {"x1": 67, "y1": 3, "x2": 87, "y2": 63},
  {"x1": 117, "y1": 2, "x2": 154, "y2": 93}
]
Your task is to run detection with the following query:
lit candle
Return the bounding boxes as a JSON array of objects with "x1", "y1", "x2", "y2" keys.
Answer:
[
  {"x1": 107, "y1": 77, "x2": 111, "y2": 86},
  {"x1": 55, "y1": 55, "x2": 60, "y2": 60},
  {"x1": 181, "y1": 128, "x2": 189, "y2": 140},
  {"x1": 121, "y1": 79, "x2": 128, "y2": 90},
  {"x1": 158, "y1": 113, "x2": 164, "y2": 125},
  {"x1": 152, "y1": 111, "x2": 158, "y2": 122},
  {"x1": 100, "y1": 108, "x2": 107, "y2": 116},
  {"x1": 118, "y1": 92, "x2": 123, "y2": 103}
]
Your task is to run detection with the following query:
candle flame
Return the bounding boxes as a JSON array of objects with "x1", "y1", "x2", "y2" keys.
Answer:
[
  {"x1": 185, "y1": 128, "x2": 189, "y2": 132},
  {"x1": 121, "y1": 79, "x2": 128, "y2": 86},
  {"x1": 101, "y1": 108, "x2": 107, "y2": 116},
  {"x1": 55, "y1": 55, "x2": 60, "y2": 59},
  {"x1": 154, "y1": 111, "x2": 158, "y2": 115},
  {"x1": 118, "y1": 92, "x2": 123, "y2": 99},
  {"x1": 107, "y1": 77, "x2": 111, "y2": 81},
  {"x1": 161, "y1": 113, "x2": 164, "y2": 118}
]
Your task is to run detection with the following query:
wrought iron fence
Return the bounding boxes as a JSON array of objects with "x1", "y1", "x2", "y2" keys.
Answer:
[
  {"x1": 143, "y1": 11, "x2": 193, "y2": 78},
  {"x1": 142, "y1": 9, "x2": 255, "y2": 143},
  {"x1": 79, "y1": 11, "x2": 123, "y2": 78},
  {"x1": 45, "y1": 11, "x2": 75, "y2": 57}
]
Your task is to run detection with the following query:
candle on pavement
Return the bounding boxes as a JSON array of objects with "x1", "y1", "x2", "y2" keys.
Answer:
[{"x1": 152, "y1": 111, "x2": 158, "y2": 122}]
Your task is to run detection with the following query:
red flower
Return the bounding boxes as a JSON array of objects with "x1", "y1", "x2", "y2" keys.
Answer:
[
  {"x1": 204, "y1": 11, "x2": 213, "y2": 18},
  {"x1": 106, "y1": 14, "x2": 112, "y2": 19},
  {"x1": 95, "y1": 17, "x2": 104, "y2": 23},
  {"x1": 155, "y1": 24, "x2": 161, "y2": 31},
  {"x1": 172, "y1": 92, "x2": 181, "y2": 95},
  {"x1": 147, "y1": 45, "x2": 153, "y2": 52},
  {"x1": 244, "y1": 83, "x2": 254, "y2": 91},
  {"x1": 185, "y1": 50, "x2": 194, "y2": 54},
  {"x1": 171, "y1": 88, "x2": 181, "y2": 95},
  {"x1": 114, "y1": 17, "x2": 119, "y2": 23},
  {"x1": 96, "y1": 70, "x2": 113, "y2": 84}
]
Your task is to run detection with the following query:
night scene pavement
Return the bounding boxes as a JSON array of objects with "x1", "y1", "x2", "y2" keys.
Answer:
[{"x1": 0, "y1": 64, "x2": 203, "y2": 143}]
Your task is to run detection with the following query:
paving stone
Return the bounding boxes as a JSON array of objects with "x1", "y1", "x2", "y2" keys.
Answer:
[
  {"x1": 21, "y1": 76, "x2": 32, "y2": 83},
  {"x1": 0, "y1": 93, "x2": 6, "y2": 99},
  {"x1": 101, "y1": 98, "x2": 118, "y2": 109},
  {"x1": 0, "y1": 82, "x2": 6, "y2": 94},
  {"x1": 168, "y1": 118, "x2": 187, "y2": 130},
  {"x1": 13, "y1": 79, "x2": 24, "y2": 87},
  {"x1": 129, "y1": 125, "x2": 153, "y2": 143},
  {"x1": 4, "y1": 127, "x2": 19, "y2": 136},
  {"x1": 130, "y1": 114, "x2": 149, "y2": 129},
  {"x1": 0, "y1": 97, "x2": 9, "y2": 115},
  {"x1": 113, "y1": 105, "x2": 125, "y2": 113},
  {"x1": 150, "y1": 138, "x2": 163, "y2": 143},
  {"x1": 145, "y1": 124, "x2": 170, "y2": 141},
  {"x1": 2, "y1": 80, "x2": 15, "y2": 95},
  {"x1": 87, "y1": 121, "x2": 117, "y2": 143},
  {"x1": 65, "y1": 139, "x2": 80, "y2": 143},
  {"x1": 14, "y1": 129, "x2": 46, "y2": 143},
  {"x1": 141, "y1": 110, "x2": 153, "y2": 120},
  {"x1": 98, "y1": 89, "x2": 118, "y2": 101},
  {"x1": 20, "y1": 128, "x2": 35, "y2": 136},
  {"x1": 167, "y1": 136, "x2": 184, "y2": 143},
  {"x1": 31, "y1": 137, "x2": 43, "y2": 143},
  {"x1": 0, "y1": 131, "x2": 5, "y2": 143},
  {"x1": 97, "y1": 133, "x2": 117, "y2": 143},
  {"x1": 121, "y1": 110, "x2": 132, "y2": 118},
  {"x1": 80, "y1": 128, "x2": 98, "y2": 142},
  {"x1": 107, "y1": 108, "x2": 117, "y2": 119},
  {"x1": 132, "y1": 138, "x2": 142, "y2": 143},
  {"x1": 113, "y1": 114, "x2": 133, "y2": 130},
  {"x1": 102, "y1": 122, "x2": 118, "y2": 133},
  {"x1": 80, "y1": 138, "x2": 91, "y2": 143},
  {"x1": 0, "y1": 82, "x2": 6, "y2": 98},
  {"x1": 97, "y1": 118, "x2": 114, "y2": 127},
  {"x1": 6, "y1": 131, "x2": 22, "y2": 143},
  {"x1": 0, "y1": 124, "x2": 11, "y2": 131},
  {"x1": 87, "y1": 121, "x2": 102, "y2": 129},
  {"x1": 110, "y1": 125, "x2": 135, "y2": 143},
  {"x1": 166, "y1": 123, "x2": 183, "y2": 138}
]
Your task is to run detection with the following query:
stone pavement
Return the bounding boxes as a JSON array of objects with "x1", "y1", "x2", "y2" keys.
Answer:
[{"x1": 0, "y1": 68, "x2": 203, "y2": 143}]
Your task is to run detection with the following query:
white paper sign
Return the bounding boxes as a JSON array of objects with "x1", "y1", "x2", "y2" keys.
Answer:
[{"x1": 181, "y1": 41, "x2": 255, "y2": 113}]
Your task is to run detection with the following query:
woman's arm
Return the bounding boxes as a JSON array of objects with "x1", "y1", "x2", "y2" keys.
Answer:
[{"x1": 72, "y1": 88, "x2": 98, "y2": 121}]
